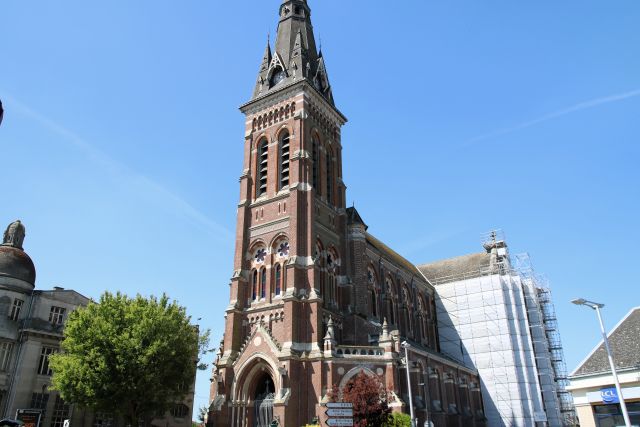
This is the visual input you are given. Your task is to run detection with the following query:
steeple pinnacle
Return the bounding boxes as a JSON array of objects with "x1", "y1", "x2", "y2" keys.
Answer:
[{"x1": 251, "y1": 0, "x2": 334, "y2": 105}]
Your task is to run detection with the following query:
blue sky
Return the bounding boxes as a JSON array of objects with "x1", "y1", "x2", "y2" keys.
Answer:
[{"x1": 2, "y1": 0, "x2": 639, "y2": 417}]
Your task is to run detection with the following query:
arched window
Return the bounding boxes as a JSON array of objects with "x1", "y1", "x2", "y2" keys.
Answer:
[
  {"x1": 252, "y1": 270, "x2": 258, "y2": 301},
  {"x1": 418, "y1": 298, "x2": 426, "y2": 341},
  {"x1": 403, "y1": 287, "x2": 412, "y2": 335},
  {"x1": 386, "y1": 278, "x2": 396, "y2": 325},
  {"x1": 312, "y1": 135, "x2": 320, "y2": 195},
  {"x1": 275, "y1": 264, "x2": 282, "y2": 296},
  {"x1": 257, "y1": 139, "x2": 269, "y2": 197},
  {"x1": 326, "y1": 149, "x2": 333, "y2": 204},
  {"x1": 368, "y1": 267, "x2": 378, "y2": 318},
  {"x1": 279, "y1": 131, "x2": 290, "y2": 190},
  {"x1": 260, "y1": 268, "x2": 267, "y2": 299},
  {"x1": 326, "y1": 251, "x2": 336, "y2": 305},
  {"x1": 370, "y1": 290, "x2": 378, "y2": 318}
]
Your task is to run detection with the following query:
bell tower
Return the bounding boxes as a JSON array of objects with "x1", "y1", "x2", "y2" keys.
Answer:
[{"x1": 211, "y1": 1, "x2": 348, "y2": 426}]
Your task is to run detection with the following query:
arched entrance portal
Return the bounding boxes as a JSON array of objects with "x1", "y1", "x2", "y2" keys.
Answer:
[{"x1": 253, "y1": 371, "x2": 275, "y2": 427}]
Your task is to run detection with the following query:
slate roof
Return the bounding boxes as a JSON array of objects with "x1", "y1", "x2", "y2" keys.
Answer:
[
  {"x1": 571, "y1": 307, "x2": 640, "y2": 377},
  {"x1": 365, "y1": 233, "x2": 426, "y2": 280},
  {"x1": 417, "y1": 252, "x2": 492, "y2": 285}
]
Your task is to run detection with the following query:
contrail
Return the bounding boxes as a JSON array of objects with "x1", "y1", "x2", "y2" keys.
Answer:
[
  {"x1": 463, "y1": 89, "x2": 640, "y2": 145},
  {"x1": 3, "y1": 94, "x2": 233, "y2": 240}
]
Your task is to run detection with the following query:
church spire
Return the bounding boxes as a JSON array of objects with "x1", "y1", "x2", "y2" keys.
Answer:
[{"x1": 251, "y1": 0, "x2": 334, "y2": 105}]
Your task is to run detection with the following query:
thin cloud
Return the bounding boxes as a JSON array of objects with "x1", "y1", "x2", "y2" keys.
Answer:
[
  {"x1": 4, "y1": 94, "x2": 232, "y2": 240},
  {"x1": 463, "y1": 89, "x2": 640, "y2": 146}
]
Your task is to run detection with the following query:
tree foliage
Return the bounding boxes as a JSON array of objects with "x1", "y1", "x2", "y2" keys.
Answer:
[
  {"x1": 383, "y1": 412, "x2": 411, "y2": 427},
  {"x1": 331, "y1": 372, "x2": 392, "y2": 427},
  {"x1": 50, "y1": 292, "x2": 201, "y2": 426}
]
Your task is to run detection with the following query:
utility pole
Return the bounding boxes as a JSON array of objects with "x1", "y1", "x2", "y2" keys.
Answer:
[
  {"x1": 402, "y1": 341, "x2": 416, "y2": 427},
  {"x1": 572, "y1": 299, "x2": 631, "y2": 427}
]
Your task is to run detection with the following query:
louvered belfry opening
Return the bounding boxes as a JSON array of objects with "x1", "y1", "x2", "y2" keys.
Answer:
[
  {"x1": 312, "y1": 136, "x2": 320, "y2": 194},
  {"x1": 326, "y1": 150, "x2": 333, "y2": 204},
  {"x1": 280, "y1": 131, "x2": 290, "y2": 189},
  {"x1": 257, "y1": 140, "x2": 268, "y2": 197}
]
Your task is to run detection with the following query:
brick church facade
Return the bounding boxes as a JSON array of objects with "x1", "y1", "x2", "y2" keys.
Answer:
[{"x1": 208, "y1": 1, "x2": 486, "y2": 426}]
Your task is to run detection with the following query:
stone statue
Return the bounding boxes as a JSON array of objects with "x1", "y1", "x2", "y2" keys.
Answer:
[{"x1": 3, "y1": 220, "x2": 25, "y2": 249}]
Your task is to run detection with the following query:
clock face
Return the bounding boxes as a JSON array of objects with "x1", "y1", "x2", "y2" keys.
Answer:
[{"x1": 270, "y1": 69, "x2": 286, "y2": 87}]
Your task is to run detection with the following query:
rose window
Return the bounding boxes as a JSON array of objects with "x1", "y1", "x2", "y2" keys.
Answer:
[
  {"x1": 327, "y1": 254, "x2": 334, "y2": 269},
  {"x1": 277, "y1": 242, "x2": 290, "y2": 258},
  {"x1": 254, "y1": 248, "x2": 267, "y2": 264}
]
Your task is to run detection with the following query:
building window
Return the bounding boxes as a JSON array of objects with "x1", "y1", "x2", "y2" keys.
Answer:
[
  {"x1": 312, "y1": 136, "x2": 320, "y2": 194},
  {"x1": 279, "y1": 131, "x2": 290, "y2": 190},
  {"x1": 31, "y1": 392, "x2": 49, "y2": 410},
  {"x1": 49, "y1": 306, "x2": 66, "y2": 325},
  {"x1": 257, "y1": 139, "x2": 269, "y2": 197},
  {"x1": 0, "y1": 342, "x2": 13, "y2": 371},
  {"x1": 275, "y1": 264, "x2": 282, "y2": 296},
  {"x1": 260, "y1": 268, "x2": 267, "y2": 299},
  {"x1": 93, "y1": 412, "x2": 114, "y2": 427},
  {"x1": 51, "y1": 395, "x2": 70, "y2": 427},
  {"x1": 252, "y1": 270, "x2": 258, "y2": 301},
  {"x1": 593, "y1": 402, "x2": 640, "y2": 426},
  {"x1": 171, "y1": 404, "x2": 189, "y2": 419},
  {"x1": 38, "y1": 347, "x2": 58, "y2": 376},
  {"x1": 9, "y1": 299, "x2": 23, "y2": 321}
]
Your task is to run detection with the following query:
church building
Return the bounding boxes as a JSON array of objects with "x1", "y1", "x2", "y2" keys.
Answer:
[{"x1": 208, "y1": 1, "x2": 486, "y2": 426}]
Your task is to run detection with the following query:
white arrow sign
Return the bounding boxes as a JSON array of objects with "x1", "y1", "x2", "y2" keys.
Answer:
[
  {"x1": 326, "y1": 402, "x2": 353, "y2": 409},
  {"x1": 326, "y1": 419, "x2": 353, "y2": 427},
  {"x1": 326, "y1": 409, "x2": 354, "y2": 417}
]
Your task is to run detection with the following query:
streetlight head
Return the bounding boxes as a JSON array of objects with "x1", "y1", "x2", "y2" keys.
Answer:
[
  {"x1": 572, "y1": 298, "x2": 605, "y2": 309},
  {"x1": 401, "y1": 341, "x2": 410, "y2": 348}
]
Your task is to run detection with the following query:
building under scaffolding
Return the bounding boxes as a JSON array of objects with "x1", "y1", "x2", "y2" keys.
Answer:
[{"x1": 418, "y1": 231, "x2": 576, "y2": 427}]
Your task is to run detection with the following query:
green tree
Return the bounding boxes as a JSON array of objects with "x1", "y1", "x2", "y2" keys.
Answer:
[
  {"x1": 383, "y1": 412, "x2": 411, "y2": 427},
  {"x1": 50, "y1": 292, "x2": 204, "y2": 426}
]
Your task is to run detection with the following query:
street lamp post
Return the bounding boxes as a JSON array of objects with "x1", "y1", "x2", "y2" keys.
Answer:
[
  {"x1": 402, "y1": 341, "x2": 416, "y2": 427},
  {"x1": 572, "y1": 298, "x2": 632, "y2": 427}
]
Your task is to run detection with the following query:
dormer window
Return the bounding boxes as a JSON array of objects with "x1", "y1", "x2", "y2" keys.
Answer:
[{"x1": 270, "y1": 68, "x2": 286, "y2": 87}]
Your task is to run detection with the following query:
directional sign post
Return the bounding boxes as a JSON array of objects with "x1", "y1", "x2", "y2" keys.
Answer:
[
  {"x1": 326, "y1": 402, "x2": 354, "y2": 427},
  {"x1": 326, "y1": 409, "x2": 354, "y2": 417},
  {"x1": 326, "y1": 419, "x2": 354, "y2": 427},
  {"x1": 326, "y1": 403, "x2": 353, "y2": 409}
]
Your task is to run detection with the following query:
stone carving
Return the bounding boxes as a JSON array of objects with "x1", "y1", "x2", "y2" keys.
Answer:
[{"x1": 3, "y1": 220, "x2": 25, "y2": 249}]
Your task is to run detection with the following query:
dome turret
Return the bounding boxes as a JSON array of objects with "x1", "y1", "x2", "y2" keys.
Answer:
[{"x1": 0, "y1": 220, "x2": 36, "y2": 290}]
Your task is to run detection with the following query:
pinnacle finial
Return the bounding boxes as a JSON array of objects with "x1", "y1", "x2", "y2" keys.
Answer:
[
  {"x1": 381, "y1": 317, "x2": 389, "y2": 340},
  {"x1": 324, "y1": 316, "x2": 335, "y2": 341}
]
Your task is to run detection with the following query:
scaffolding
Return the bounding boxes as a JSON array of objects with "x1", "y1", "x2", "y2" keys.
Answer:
[
  {"x1": 513, "y1": 252, "x2": 577, "y2": 426},
  {"x1": 429, "y1": 232, "x2": 576, "y2": 426}
]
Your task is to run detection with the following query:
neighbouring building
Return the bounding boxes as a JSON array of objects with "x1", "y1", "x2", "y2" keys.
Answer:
[
  {"x1": 0, "y1": 220, "x2": 196, "y2": 427},
  {"x1": 0, "y1": 220, "x2": 91, "y2": 426},
  {"x1": 567, "y1": 307, "x2": 640, "y2": 427},
  {"x1": 418, "y1": 232, "x2": 575, "y2": 427},
  {"x1": 207, "y1": 1, "x2": 486, "y2": 427}
]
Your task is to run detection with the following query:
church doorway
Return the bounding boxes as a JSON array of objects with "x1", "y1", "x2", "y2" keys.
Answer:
[{"x1": 253, "y1": 371, "x2": 276, "y2": 427}]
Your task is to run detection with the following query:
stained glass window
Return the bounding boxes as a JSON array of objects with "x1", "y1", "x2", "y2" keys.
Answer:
[{"x1": 275, "y1": 265, "x2": 282, "y2": 295}]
